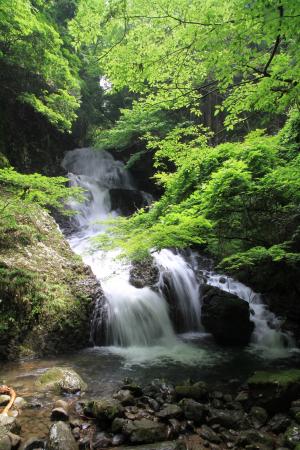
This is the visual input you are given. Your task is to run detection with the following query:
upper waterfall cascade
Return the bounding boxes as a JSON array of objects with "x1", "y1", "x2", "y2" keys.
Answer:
[{"x1": 62, "y1": 147, "x2": 294, "y2": 362}]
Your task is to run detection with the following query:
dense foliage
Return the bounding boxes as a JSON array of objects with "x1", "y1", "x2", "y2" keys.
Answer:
[
  {"x1": 66, "y1": 0, "x2": 300, "y2": 268},
  {"x1": 1, "y1": 0, "x2": 300, "y2": 272},
  {"x1": 0, "y1": 0, "x2": 81, "y2": 130}
]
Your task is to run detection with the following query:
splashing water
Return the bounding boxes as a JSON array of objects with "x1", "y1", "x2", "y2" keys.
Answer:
[
  {"x1": 204, "y1": 272, "x2": 295, "y2": 358},
  {"x1": 154, "y1": 249, "x2": 202, "y2": 331}
]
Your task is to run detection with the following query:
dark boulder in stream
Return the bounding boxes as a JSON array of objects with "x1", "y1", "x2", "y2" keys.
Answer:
[
  {"x1": 48, "y1": 421, "x2": 78, "y2": 450},
  {"x1": 129, "y1": 258, "x2": 159, "y2": 289},
  {"x1": 109, "y1": 188, "x2": 147, "y2": 216},
  {"x1": 201, "y1": 284, "x2": 254, "y2": 345}
]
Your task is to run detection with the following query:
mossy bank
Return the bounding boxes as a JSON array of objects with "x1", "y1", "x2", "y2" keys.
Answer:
[{"x1": 0, "y1": 194, "x2": 103, "y2": 360}]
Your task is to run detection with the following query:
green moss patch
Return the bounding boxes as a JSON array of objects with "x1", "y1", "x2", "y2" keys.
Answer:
[{"x1": 248, "y1": 370, "x2": 300, "y2": 387}]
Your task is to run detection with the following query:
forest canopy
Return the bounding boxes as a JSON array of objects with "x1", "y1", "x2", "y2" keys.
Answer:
[{"x1": 0, "y1": 0, "x2": 299, "y2": 273}]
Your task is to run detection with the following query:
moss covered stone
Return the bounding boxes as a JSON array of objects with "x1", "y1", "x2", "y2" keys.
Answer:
[
  {"x1": 36, "y1": 367, "x2": 87, "y2": 394},
  {"x1": 248, "y1": 370, "x2": 300, "y2": 413},
  {"x1": 248, "y1": 370, "x2": 300, "y2": 386},
  {"x1": 88, "y1": 398, "x2": 123, "y2": 422}
]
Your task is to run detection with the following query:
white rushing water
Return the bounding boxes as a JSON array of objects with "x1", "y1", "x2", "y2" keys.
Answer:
[{"x1": 62, "y1": 147, "x2": 295, "y2": 364}]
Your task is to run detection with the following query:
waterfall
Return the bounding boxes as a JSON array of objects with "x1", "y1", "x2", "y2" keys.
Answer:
[
  {"x1": 62, "y1": 147, "x2": 294, "y2": 363},
  {"x1": 62, "y1": 148, "x2": 178, "y2": 350},
  {"x1": 204, "y1": 272, "x2": 294, "y2": 354},
  {"x1": 154, "y1": 249, "x2": 202, "y2": 332}
]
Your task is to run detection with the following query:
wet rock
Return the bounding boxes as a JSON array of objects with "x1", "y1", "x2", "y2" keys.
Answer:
[
  {"x1": 179, "y1": 398, "x2": 205, "y2": 424},
  {"x1": 120, "y1": 441, "x2": 186, "y2": 450},
  {"x1": 145, "y1": 379, "x2": 175, "y2": 399},
  {"x1": 0, "y1": 416, "x2": 20, "y2": 435},
  {"x1": 20, "y1": 437, "x2": 45, "y2": 449},
  {"x1": 113, "y1": 390, "x2": 135, "y2": 406},
  {"x1": 235, "y1": 391, "x2": 249, "y2": 402},
  {"x1": 54, "y1": 400, "x2": 69, "y2": 411},
  {"x1": 284, "y1": 425, "x2": 300, "y2": 447},
  {"x1": 111, "y1": 418, "x2": 127, "y2": 433},
  {"x1": 72, "y1": 428, "x2": 80, "y2": 440},
  {"x1": 78, "y1": 436, "x2": 90, "y2": 450},
  {"x1": 47, "y1": 421, "x2": 78, "y2": 450},
  {"x1": 36, "y1": 367, "x2": 87, "y2": 394},
  {"x1": 146, "y1": 397, "x2": 160, "y2": 412},
  {"x1": 237, "y1": 429, "x2": 274, "y2": 448},
  {"x1": 109, "y1": 188, "x2": 146, "y2": 216},
  {"x1": 248, "y1": 370, "x2": 300, "y2": 413},
  {"x1": 51, "y1": 407, "x2": 69, "y2": 421},
  {"x1": 13, "y1": 397, "x2": 27, "y2": 409},
  {"x1": 0, "y1": 435, "x2": 11, "y2": 450},
  {"x1": 269, "y1": 414, "x2": 291, "y2": 433},
  {"x1": 7, "y1": 432, "x2": 21, "y2": 449},
  {"x1": 122, "y1": 382, "x2": 143, "y2": 397},
  {"x1": 88, "y1": 398, "x2": 123, "y2": 422},
  {"x1": 201, "y1": 285, "x2": 254, "y2": 345},
  {"x1": 175, "y1": 381, "x2": 208, "y2": 401},
  {"x1": 290, "y1": 407, "x2": 300, "y2": 419},
  {"x1": 223, "y1": 394, "x2": 233, "y2": 403},
  {"x1": 168, "y1": 418, "x2": 181, "y2": 436},
  {"x1": 250, "y1": 406, "x2": 268, "y2": 428},
  {"x1": 25, "y1": 401, "x2": 42, "y2": 410},
  {"x1": 129, "y1": 258, "x2": 159, "y2": 289},
  {"x1": 207, "y1": 408, "x2": 245, "y2": 430},
  {"x1": 0, "y1": 396, "x2": 10, "y2": 407},
  {"x1": 157, "y1": 404, "x2": 182, "y2": 419},
  {"x1": 197, "y1": 425, "x2": 222, "y2": 444},
  {"x1": 92, "y1": 432, "x2": 111, "y2": 448},
  {"x1": 112, "y1": 434, "x2": 126, "y2": 446},
  {"x1": 69, "y1": 419, "x2": 83, "y2": 429},
  {"x1": 123, "y1": 418, "x2": 167, "y2": 444},
  {"x1": 211, "y1": 399, "x2": 222, "y2": 409}
]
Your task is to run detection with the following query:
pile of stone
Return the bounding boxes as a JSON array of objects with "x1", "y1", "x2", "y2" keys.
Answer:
[{"x1": 2, "y1": 367, "x2": 300, "y2": 450}]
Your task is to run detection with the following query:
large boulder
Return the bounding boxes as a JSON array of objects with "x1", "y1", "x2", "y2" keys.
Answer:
[
  {"x1": 175, "y1": 381, "x2": 208, "y2": 402},
  {"x1": 87, "y1": 398, "x2": 123, "y2": 423},
  {"x1": 123, "y1": 418, "x2": 167, "y2": 444},
  {"x1": 247, "y1": 369, "x2": 300, "y2": 413},
  {"x1": 47, "y1": 422, "x2": 78, "y2": 450},
  {"x1": 201, "y1": 284, "x2": 254, "y2": 345},
  {"x1": 129, "y1": 258, "x2": 159, "y2": 289},
  {"x1": 179, "y1": 399, "x2": 206, "y2": 424},
  {"x1": 109, "y1": 188, "x2": 147, "y2": 216},
  {"x1": 0, "y1": 202, "x2": 104, "y2": 361},
  {"x1": 36, "y1": 367, "x2": 87, "y2": 394}
]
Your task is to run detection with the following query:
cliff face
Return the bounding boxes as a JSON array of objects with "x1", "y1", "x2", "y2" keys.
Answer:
[{"x1": 0, "y1": 196, "x2": 104, "y2": 360}]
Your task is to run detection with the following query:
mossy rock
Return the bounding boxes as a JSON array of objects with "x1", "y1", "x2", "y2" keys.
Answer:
[
  {"x1": 36, "y1": 367, "x2": 87, "y2": 394},
  {"x1": 0, "y1": 196, "x2": 104, "y2": 360},
  {"x1": 123, "y1": 419, "x2": 167, "y2": 444},
  {"x1": 87, "y1": 398, "x2": 123, "y2": 422},
  {"x1": 285, "y1": 425, "x2": 300, "y2": 448},
  {"x1": 175, "y1": 381, "x2": 208, "y2": 401},
  {"x1": 248, "y1": 370, "x2": 300, "y2": 386},
  {"x1": 248, "y1": 370, "x2": 300, "y2": 413},
  {"x1": 0, "y1": 153, "x2": 10, "y2": 169}
]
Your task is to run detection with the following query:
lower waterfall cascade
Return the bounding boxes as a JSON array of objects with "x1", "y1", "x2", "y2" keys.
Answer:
[{"x1": 62, "y1": 147, "x2": 296, "y2": 364}]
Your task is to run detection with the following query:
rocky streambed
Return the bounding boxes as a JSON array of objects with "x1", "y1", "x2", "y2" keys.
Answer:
[{"x1": 2, "y1": 366, "x2": 300, "y2": 450}]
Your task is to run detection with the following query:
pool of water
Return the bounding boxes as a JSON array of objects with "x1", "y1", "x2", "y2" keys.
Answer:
[{"x1": 1, "y1": 335, "x2": 300, "y2": 442}]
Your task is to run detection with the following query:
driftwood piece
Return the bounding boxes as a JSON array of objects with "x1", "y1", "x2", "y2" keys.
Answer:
[{"x1": 0, "y1": 385, "x2": 16, "y2": 415}]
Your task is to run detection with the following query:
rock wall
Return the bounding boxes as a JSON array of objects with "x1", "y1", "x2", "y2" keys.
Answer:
[{"x1": 0, "y1": 198, "x2": 104, "y2": 360}]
